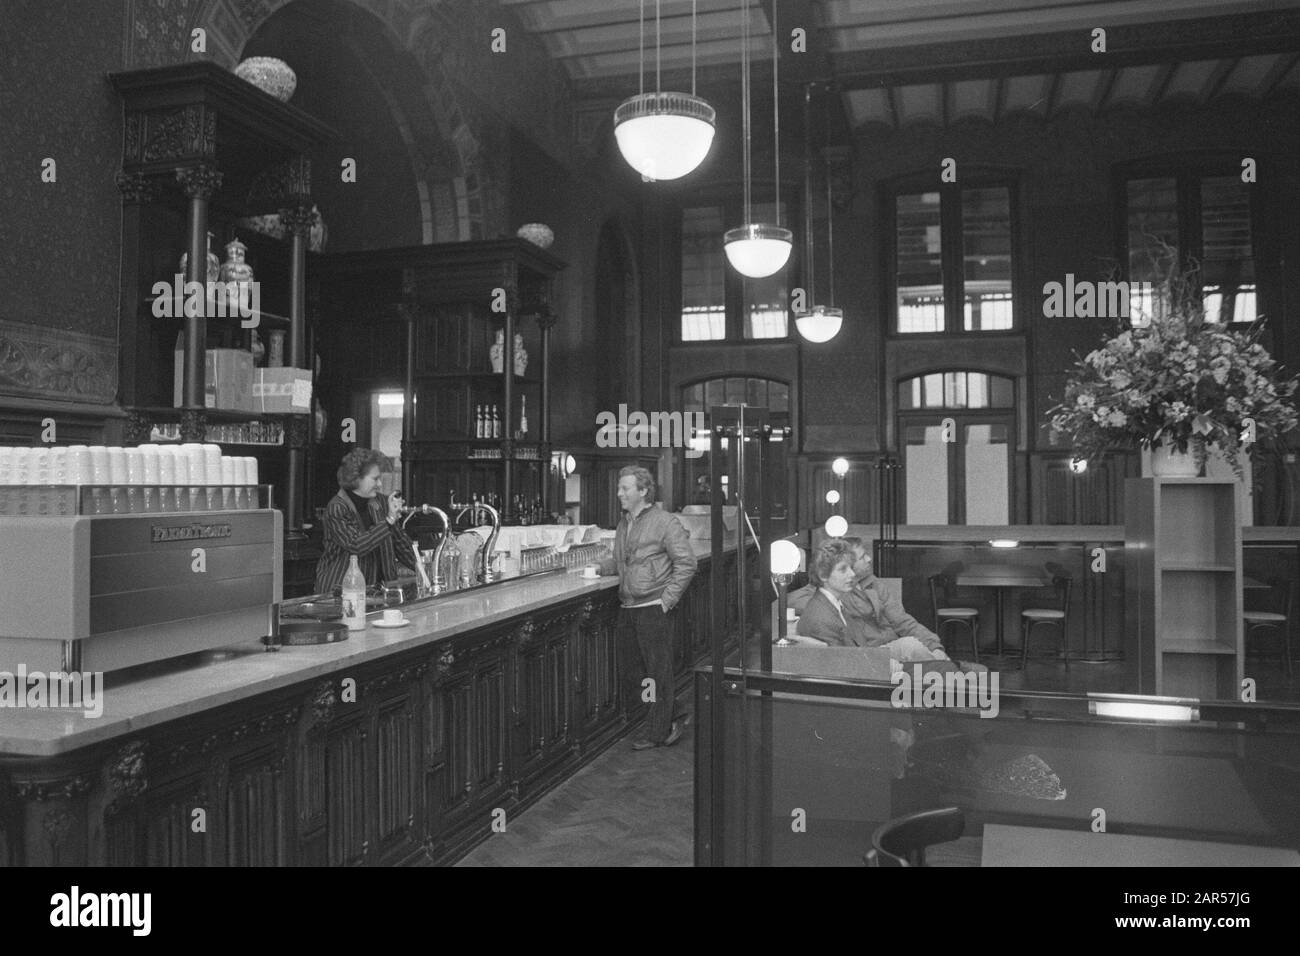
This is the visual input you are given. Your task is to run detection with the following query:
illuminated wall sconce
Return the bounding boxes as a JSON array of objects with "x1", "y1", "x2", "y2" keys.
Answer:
[
  {"x1": 825, "y1": 515, "x2": 848, "y2": 537},
  {"x1": 825, "y1": 489, "x2": 840, "y2": 504},
  {"x1": 831, "y1": 457, "x2": 849, "y2": 477},
  {"x1": 1069, "y1": 458, "x2": 1088, "y2": 474}
]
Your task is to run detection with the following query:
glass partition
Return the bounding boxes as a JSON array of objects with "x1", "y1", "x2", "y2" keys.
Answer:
[{"x1": 696, "y1": 667, "x2": 1300, "y2": 866}]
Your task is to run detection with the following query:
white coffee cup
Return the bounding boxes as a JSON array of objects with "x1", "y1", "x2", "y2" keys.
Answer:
[
  {"x1": 137, "y1": 444, "x2": 161, "y2": 484},
  {"x1": 382, "y1": 609, "x2": 406, "y2": 625},
  {"x1": 582, "y1": 565, "x2": 599, "y2": 579},
  {"x1": 65, "y1": 445, "x2": 90, "y2": 486}
]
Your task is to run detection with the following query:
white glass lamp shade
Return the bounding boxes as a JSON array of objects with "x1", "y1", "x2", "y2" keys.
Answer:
[
  {"x1": 831, "y1": 457, "x2": 850, "y2": 477},
  {"x1": 614, "y1": 92, "x2": 716, "y2": 181},
  {"x1": 770, "y1": 539, "x2": 803, "y2": 576},
  {"x1": 825, "y1": 515, "x2": 849, "y2": 538},
  {"x1": 724, "y1": 223, "x2": 793, "y2": 278},
  {"x1": 795, "y1": 305, "x2": 843, "y2": 343}
]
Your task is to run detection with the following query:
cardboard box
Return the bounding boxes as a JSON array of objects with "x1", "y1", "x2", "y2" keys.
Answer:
[
  {"x1": 253, "y1": 368, "x2": 313, "y2": 414},
  {"x1": 173, "y1": 348, "x2": 254, "y2": 412}
]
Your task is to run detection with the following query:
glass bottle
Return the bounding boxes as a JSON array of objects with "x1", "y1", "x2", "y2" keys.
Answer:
[{"x1": 342, "y1": 555, "x2": 367, "y2": 631}]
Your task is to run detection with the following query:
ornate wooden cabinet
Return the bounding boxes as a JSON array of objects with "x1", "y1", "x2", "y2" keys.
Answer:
[
  {"x1": 318, "y1": 240, "x2": 564, "y2": 523},
  {"x1": 109, "y1": 63, "x2": 337, "y2": 543}
]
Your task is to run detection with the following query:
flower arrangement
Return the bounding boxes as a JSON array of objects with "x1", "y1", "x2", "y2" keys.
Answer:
[{"x1": 1048, "y1": 254, "x2": 1298, "y2": 476}]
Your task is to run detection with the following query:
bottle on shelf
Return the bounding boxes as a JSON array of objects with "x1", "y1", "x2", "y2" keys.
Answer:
[
  {"x1": 475, "y1": 404, "x2": 484, "y2": 439},
  {"x1": 520, "y1": 395, "x2": 528, "y2": 438},
  {"x1": 491, "y1": 405, "x2": 501, "y2": 440},
  {"x1": 341, "y1": 555, "x2": 367, "y2": 632}
]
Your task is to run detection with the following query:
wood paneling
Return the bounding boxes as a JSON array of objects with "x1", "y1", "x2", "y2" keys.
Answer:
[{"x1": 0, "y1": 548, "x2": 749, "y2": 866}]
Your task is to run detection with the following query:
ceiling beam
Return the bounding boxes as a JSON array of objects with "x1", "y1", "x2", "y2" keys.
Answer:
[
  {"x1": 1261, "y1": 51, "x2": 1300, "y2": 96},
  {"x1": 1149, "y1": 62, "x2": 1178, "y2": 106},
  {"x1": 1044, "y1": 72, "x2": 1062, "y2": 116},
  {"x1": 1201, "y1": 58, "x2": 1239, "y2": 104},
  {"x1": 884, "y1": 83, "x2": 900, "y2": 131},
  {"x1": 826, "y1": 10, "x2": 1300, "y2": 91}
]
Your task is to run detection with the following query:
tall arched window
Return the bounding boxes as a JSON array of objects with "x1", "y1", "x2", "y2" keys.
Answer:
[{"x1": 898, "y1": 371, "x2": 1015, "y2": 525}]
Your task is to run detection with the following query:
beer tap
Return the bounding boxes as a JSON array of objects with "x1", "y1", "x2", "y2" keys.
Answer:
[
  {"x1": 454, "y1": 501, "x2": 500, "y2": 583},
  {"x1": 401, "y1": 504, "x2": 451, "y2": 595}
]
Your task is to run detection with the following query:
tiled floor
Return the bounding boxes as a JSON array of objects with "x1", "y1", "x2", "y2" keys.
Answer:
[{"x1": 457, "y1": 708, "x2": 695, "y2": 867}]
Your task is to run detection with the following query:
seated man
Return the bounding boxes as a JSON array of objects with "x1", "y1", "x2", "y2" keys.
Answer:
[{"x1": 790, "y1": 536, "x2": 953, "y2": 663}]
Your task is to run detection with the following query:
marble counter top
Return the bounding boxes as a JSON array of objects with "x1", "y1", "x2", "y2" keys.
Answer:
[
  {"x1": 1, "y1": 570, "x2": 612, "y2": 757},
  {"x1": 0, "y1": 537, "x2": 733, "y2": 758}
]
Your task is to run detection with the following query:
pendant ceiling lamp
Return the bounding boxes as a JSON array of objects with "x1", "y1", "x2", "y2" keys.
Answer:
[
  {"x1": 725, "y1": 0, "x2": 792, "y2": 278},
  {"x1": 794, "y1": 83, "x2": 843, "y2": 343},
  {"x1": 614, "y1": 0, "x2": 715, "y2": 181}
]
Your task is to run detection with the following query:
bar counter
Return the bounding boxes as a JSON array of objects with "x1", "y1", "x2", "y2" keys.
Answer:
[{"x1": 0, "y1": 538, "x2": 745, "y2": 866}]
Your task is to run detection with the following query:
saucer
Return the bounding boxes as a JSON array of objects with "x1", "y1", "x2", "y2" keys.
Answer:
[{"x1": 373, "y1": 618, "x2": 410, "y2": 629}]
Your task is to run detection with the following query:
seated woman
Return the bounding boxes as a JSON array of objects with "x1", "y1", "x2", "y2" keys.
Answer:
[
  {"x1": 793, "y1": 538, "x2": 953, "y2": 663},
  {"x1": 313, "y1": 448, "x2": 418, "y2": 594}
]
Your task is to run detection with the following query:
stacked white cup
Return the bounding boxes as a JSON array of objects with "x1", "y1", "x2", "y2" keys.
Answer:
[
  {"x1": 157, "y1": 445, "x2": 179, "y2": 512},
  {"x1": 203, "y1": 444, "x2": 223, "y2": 510},
  {"x1": 180, "y1": 443, "x2": 206, "y2": 511}
]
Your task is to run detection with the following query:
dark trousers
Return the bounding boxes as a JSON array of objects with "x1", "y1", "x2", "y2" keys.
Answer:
[{"x1": 618, "y1": 604, "x2": 678, "y2": 742}]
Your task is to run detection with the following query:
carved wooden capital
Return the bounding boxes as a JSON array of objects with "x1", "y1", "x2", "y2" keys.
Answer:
[
  {"x1": 180, "y1": 409, "x2": 206, "y2": 443},
  {"x1": 308, "y1": 680, "x2": 336, "y2": 729},
  {"x1": 176, "y1": 164, "x2": 223, "y2": 200},
  {"x1": 286, "y1": 415, "x2": 310, "y2": 450},
  {"x1": 108, "y1": 740, "x2": 148, "y2": 808},
  {"x1": 115, "y1": 171, "x2": 158, "y2": 205},
  {"x1": 124, "y1": 410, "x2": 153, "y2": 445},
  {"x1": 279, "y1": 204, "x2": 319, "y2": 237}
]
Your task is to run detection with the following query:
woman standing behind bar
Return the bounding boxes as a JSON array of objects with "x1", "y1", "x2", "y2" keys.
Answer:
[{"x1": 314, "y1": 448, "x2": 417, "y2": 594}]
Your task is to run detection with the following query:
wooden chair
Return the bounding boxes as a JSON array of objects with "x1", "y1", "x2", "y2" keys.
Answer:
[
  {"x1": 1021, "y1": 575, "x2": 1072, "y2": 670},
  {"x1": 863, "y1": 807, "x2": 965, "y2": 867},
  {"x1": 1245, "y1": 578, "x2": 1294, "y2": 678},
  {"x1": 929, "y1": 573, "x2": 980, "y2": 663}
]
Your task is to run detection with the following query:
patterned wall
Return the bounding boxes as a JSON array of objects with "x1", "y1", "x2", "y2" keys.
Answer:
[{"x1": 0, "y1": 0, "x2": 128, "y2": 403}]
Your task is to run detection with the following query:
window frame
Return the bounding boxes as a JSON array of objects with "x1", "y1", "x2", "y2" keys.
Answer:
[
  {"x1": 1115, "y1": 156, "x2": 1267, "y2": 328},
  {"x1": 885, "y1": 170, "x2": 1023, "y2": 338},
  {"x1": 676, "y1": 193, "x2": 801, "y2": 345}
]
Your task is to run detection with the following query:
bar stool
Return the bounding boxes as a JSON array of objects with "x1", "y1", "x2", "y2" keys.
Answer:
[
  {"x1": 929, "y1": 573, "x2": 980, "y2": 663},
  {"x1": 1021, "y1": 575, "x2": 1072, "y2": 670},
  {"x1": 1245, "y1": 579, "x2": 1293, "y2": 679}
]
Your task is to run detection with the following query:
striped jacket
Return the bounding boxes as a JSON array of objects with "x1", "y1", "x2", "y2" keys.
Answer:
[{"x1": 313, "y1": 489, "x2": 418, "y2": 594}]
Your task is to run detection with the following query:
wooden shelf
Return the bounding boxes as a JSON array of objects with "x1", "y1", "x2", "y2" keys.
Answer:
[
  {"x1": 418, "y1": 372, "x2": 537, "y2": 385},
  {"x1": 1162, "y1": 640, "x2": 1238, "y2": 655}
]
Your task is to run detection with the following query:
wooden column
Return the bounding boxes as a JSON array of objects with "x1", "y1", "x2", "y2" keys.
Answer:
[
  {"x1": 280, "y1": 202, "x2": 317, "y2": 537},
  {"x1": 176, "y1": 165, "x2": 222, "y2": 441},
  {"x1": 537, "y1": 309, "x2": 555, "y2": 514}
]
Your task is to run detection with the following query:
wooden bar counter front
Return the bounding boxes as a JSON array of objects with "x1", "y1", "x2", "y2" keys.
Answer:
[{"x1": 0, "y1": 541, "x2": 742, "y2": 866}]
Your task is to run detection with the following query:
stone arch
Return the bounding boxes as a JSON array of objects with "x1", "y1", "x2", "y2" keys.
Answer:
[{"x1": 128, "y1": 0, "x2": 492, "y2": 242}]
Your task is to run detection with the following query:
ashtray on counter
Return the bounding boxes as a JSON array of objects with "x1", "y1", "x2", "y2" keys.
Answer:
[{"x1": 276, "y1": 620, "x2": 349, "y2": 645}]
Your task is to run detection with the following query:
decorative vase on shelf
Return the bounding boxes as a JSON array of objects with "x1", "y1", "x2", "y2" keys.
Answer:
[
  {"x1": 219, "y1": 238, "x2": 255, "y2": 311},
  {"x1": 513, "y1": 333, "x2": 528, "y2": 377},
  {"x1": 267, "y1": 330, "x2": 285, "y2": 367},
  {"x1": 490, "y1": 330, "x2": 505, "y2": 374},
  {"x1": 250, "y1": 329, "x2": 265, "y2": 367},
  {"x1": 1151, "y1": 439, "x2": 1203, "y2": 477},
  {"x1": 233, "y1": 57, "x2": 297, "y2": 102},
  {"x1": 516, "y1": 223, "x2": 554, "y2": 249}
]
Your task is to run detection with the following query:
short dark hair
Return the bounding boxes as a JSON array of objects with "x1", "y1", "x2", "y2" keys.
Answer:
[
  {"x1": 337, "y1": 448, "x2": 392, "y2": 490},
  {"x1": 811, "y1": 539, "x2": 856, "y2": 587},
  {"x1": 618, "y1": 465, "x2": 656, "y2": 503}
]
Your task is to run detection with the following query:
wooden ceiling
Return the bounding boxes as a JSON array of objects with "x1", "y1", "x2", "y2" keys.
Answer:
[{"x1": 497, "y1": 0, "x2": 1300, "y2": 127}]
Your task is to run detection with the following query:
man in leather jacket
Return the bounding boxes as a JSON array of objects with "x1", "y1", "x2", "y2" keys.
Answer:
[{"x1": 596, "y1": 466, "x2": 697, "y2": 749}]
